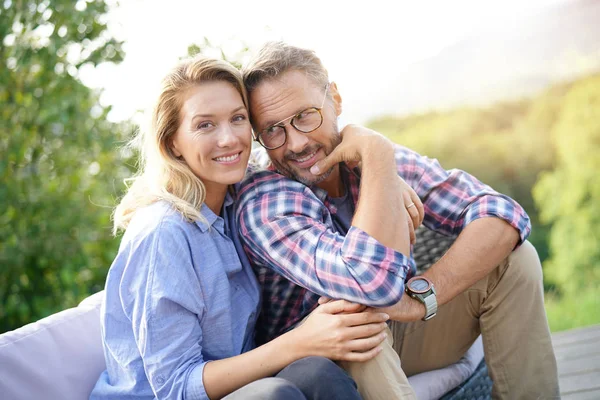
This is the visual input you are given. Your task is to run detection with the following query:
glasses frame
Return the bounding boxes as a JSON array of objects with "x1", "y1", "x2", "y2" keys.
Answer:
[{"x1": 254, "y1": 84, "x2": 330, "y2": 150}]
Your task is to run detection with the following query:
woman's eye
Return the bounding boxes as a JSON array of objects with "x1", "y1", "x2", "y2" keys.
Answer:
[
  {"x1": 197, "y1": 122, "x2": 214, "y2": 131},
  {"x1": 232, "y1": 114, "x2": 247, "y2": 123}
]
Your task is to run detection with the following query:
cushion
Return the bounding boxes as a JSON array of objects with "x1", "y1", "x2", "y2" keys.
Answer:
[
  {"x1": 0, "y1": 290, "x2": 483, "y2": 400},
  {"x1": 0, "y1": 291, "x2": 106, "y2": 400},
  {"x1": 408, "y1": 336, "x2": 484, "y2": 400}
]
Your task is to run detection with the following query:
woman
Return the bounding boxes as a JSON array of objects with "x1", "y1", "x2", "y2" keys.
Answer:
[{"x1": 90, "y1": 55, "x2": 389, "y2": 400}]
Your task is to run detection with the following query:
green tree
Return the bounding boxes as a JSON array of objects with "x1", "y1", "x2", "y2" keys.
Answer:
[
  {"x1": 367, "y1": 98, "x2": 556, "y2": 265},
  {"x1": 0, "y1": 0, "x2": 130, "y2": 332},
  {"x1": 533, "y1": 75, "x2": 600, "y2": 293}
]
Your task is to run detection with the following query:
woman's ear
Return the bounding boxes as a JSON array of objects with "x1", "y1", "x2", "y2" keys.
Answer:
[
  {"x1": 170, "y1": 137, "x2": 182, "y2": 158},
  {"x1": 329, "y1": 82, "x2": 342, "y2": 116}
]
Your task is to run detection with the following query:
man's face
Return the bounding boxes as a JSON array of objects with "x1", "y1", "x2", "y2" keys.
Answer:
[{"x1": 249, "y1": 70, "x2": 342, "y2": 187}]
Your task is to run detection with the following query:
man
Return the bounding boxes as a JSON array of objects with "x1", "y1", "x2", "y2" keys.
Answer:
[{"x1": 237, "y1": 42, "x2": 559, "y2": 399}]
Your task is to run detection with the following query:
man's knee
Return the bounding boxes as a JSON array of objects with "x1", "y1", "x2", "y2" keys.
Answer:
[{"x1": 506, "y1": 240, "x2": 544, "y2": 287}]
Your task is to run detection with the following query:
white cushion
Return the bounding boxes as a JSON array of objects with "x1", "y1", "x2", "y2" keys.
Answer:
[
  {"x1": 0, "y1": 291, "x2": 106, "y2": 400},
  {"x1": 408, "y1": 335, "x2": 485, "y2": 400},
  {"x1": 0, "y1": 290, "x2": 483, "y2": 400}
]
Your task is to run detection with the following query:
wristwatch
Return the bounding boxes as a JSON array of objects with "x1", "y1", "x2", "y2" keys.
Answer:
[{"x1": 405, "y1": 276, "x2": 437, "y2": 321}]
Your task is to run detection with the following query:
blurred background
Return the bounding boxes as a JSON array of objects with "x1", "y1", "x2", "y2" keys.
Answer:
[{"x1": 1, "y1": 0, "x2": 599, "y2": 334}]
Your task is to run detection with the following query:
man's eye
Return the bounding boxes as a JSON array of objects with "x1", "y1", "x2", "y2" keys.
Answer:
[
  {"x1": 297, "y1": 109, "x2": 317, "y2": 120},
  {"x1": 265, "y1": 125, "x2": 283, "y2": 136}
]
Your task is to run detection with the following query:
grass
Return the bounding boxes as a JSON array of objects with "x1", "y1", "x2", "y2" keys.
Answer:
[{"x1": 545, "y1": 286, "x2": 600, "y2": 333}]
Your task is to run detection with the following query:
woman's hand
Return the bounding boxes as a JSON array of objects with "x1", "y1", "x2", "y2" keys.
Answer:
[{"x1": 292, "y1": 299, "x2": 390, "y2": 362}]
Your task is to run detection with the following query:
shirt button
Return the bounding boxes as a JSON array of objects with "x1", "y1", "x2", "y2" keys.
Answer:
[{"x1": 155, "y1": 376, "x2": 165, "y2": 385}]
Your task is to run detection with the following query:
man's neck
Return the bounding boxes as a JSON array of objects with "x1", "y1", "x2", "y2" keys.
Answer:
[{"x1": 316, "y1": 165, "x2": 344, "y2": 198}]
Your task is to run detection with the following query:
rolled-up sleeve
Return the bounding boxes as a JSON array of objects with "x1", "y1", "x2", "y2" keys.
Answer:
[
  {"x1": 396, "y1": 145, "x2": 531, "y2": 244},
  {"x1": 120, "y1": 221, "x2": 209, "y2": 399},
  {"x1": 238, "y1": 182, "x2": 410, "y2": 306}
]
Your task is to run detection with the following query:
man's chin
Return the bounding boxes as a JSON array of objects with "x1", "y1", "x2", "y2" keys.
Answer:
[{"x1": 291, "y1": 166, "x2": 334, "y2": 187}]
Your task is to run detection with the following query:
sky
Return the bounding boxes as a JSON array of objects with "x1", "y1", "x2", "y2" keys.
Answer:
[{"x1": 84, "y1": 0, "x2": 571, "y2": 124}]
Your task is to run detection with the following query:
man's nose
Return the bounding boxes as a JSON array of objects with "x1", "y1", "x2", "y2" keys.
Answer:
[{"x1": 285, "y1": 126, "x2": 310, "y2": 153}]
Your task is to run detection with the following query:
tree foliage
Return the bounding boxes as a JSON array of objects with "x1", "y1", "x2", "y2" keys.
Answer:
[
  {"x1": 368, "y1": 74, "x2": 600, "y2": 293},
  {"x1": 533, "y1": 75, "x2": 600, "y2": 293},
  {"x1": 0, "y1": 0, "x2": 131, "y2": 332}
]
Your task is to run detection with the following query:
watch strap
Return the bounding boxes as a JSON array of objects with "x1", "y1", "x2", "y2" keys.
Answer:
[{"x1": 423, "y1": 293, "x2": 437, "y2": 321}]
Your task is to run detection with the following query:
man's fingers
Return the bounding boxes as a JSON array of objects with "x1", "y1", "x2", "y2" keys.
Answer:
[
  {"x1": 310, "y1": 147, "x2": 343, "y2": 175},
  {"x1": 407, "y1": 211, "x2": 416, "y2": 245},
  {"x1": 318, "y1": 296, "x2": 332, "y2": 305},
  {"x1": 403, "y1": 190, "x2": 421, "y2": 231},
  {"x1": 411, "y1": 191, "x2": 425, "y2": 226}
]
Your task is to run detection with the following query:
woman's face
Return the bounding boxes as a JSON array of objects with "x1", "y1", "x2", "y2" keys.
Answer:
[{"x1": 171, "y1": 81, "x2": 252, "y2": 193}]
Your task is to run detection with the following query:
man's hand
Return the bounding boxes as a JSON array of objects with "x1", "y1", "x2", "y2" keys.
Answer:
[
  {"x1": 400, "y1": 178, "x2": 424, "y2": 243},
  {"x1": 368, "y1": 294, "x2": 425, "y2": 322},
  {"x1": 310, "y1": 124, "x2": 425, "y2": 243},
  {"x1": 310, "y1": 124, "x2": 393, "y2": 175}
]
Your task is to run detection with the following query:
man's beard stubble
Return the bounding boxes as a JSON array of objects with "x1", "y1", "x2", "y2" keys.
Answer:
[{"x1": 272, "y1": 122, "x2": 342, "y2": 187}]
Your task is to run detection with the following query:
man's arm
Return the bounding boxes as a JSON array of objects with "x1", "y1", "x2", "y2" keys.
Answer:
[
  {"x1": 380, "y1": 218, "x2": 521, "y2": 321},
  {"x1": 238, "y1": 126, "x2": 417, "y2": 306},
  {"x1": 311, "y1": 125, "x2": 417, "y2": 256},
  {"x1": 378, "y1": 146, "x2": 530, "y2": 321}
]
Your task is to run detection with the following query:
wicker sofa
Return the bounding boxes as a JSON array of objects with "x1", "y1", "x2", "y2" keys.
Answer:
[{"x1": 413, "y1": 227, "x2": 492, "y2": 400}]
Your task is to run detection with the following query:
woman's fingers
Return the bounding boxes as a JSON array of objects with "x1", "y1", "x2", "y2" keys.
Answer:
[
  {"x1": 339, "y1": 311, "x2": 389, "y2": 327},
  {"x1": 317, "y1": 299, "x2": 364, "y2": 315},
  {"x1": 345, "y1": 330, "x2": 388, "y2": 353},
  {"x1": 339, "y1": 344, "x2": 384, "y2": 363},
  {"x1": 342, "y1": 321, "x2": 388, "y2": 341}
]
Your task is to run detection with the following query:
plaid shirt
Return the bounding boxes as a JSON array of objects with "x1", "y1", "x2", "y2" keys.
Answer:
[{"x1": 237, "y1": 144, "x2": 531, "y2": 344}]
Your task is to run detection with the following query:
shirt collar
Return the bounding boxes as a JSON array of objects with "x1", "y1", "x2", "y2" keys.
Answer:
[
  {"x1": 310, "y1": 163, "x2": 361, "y2": 205},
  {"x1": 194, "y1": 190, "x2": 235, "y2": 233}
]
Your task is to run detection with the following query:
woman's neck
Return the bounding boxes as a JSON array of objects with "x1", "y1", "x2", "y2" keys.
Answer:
[{"x1": 204, "y1": 183, "x2": 229, "y2": 216}]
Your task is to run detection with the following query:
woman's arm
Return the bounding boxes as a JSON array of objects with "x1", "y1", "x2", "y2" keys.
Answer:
[
  {"x1": 117, "y1": 216, "x2": 387, "y2": 400},
  {"x1": 203, "y1": 300, "x2": 389, "y2": 399}
]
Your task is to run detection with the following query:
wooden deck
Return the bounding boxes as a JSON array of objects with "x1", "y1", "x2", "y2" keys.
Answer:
[{"x1": 553, "y1": 324, "x2": 600, "y2": 399}]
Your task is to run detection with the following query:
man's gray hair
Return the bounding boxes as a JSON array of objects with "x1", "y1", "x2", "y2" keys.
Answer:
[{"x1": 242, "y1": 41, "x2": 329, "y2": 95}]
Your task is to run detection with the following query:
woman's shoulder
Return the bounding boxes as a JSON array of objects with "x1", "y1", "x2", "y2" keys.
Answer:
[{"x1": 122, "y1": 201, "x2": 197, "y2": 247}]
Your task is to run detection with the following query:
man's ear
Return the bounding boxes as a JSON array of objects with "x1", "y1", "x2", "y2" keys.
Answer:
[{"x1": 329, "y1": 82, "x2": 342, "y2": 116}]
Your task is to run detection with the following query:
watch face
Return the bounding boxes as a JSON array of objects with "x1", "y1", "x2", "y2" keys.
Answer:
[{"x1": 409, "y1": 278, "x2": 431, "y2": 293}]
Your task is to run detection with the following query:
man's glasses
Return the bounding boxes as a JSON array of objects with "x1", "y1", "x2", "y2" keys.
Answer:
[{"x1": 254, "y1": 84, "x2": 330, "y2": 150}]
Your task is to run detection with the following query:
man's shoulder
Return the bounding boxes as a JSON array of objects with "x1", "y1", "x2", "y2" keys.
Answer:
[
  {"x1": 238, "y1": 163, "x2": 311, "y2": 202},
  {"x1": 393, "y1": 143, "x2": 420, "y2": 161}
]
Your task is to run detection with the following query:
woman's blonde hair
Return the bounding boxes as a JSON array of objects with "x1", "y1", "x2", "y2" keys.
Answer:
[{"x1": 113, "y1": 55, "x2": 248, "y2": 234}]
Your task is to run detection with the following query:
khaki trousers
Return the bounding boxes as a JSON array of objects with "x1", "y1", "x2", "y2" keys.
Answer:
[{"x1": 340, "y1": 240, "x2": 560, "y2": 400}]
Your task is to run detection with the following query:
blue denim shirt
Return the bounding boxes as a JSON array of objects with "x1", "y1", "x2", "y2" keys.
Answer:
[{"x1": 90, "y1": 193, "x2": 260, "y2": 400}]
